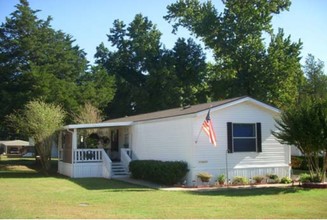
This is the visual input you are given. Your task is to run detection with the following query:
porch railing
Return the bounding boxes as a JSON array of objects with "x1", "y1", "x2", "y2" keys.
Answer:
[
  {"x1": 120, "y1": 148, "x2": 132, "y2": 172},
  {"x1": 101, "y1": 149, "x2": 112, "y2": 178},
  {"x1": 74, "y1": 149, "x2": 103, "y2": 163}
]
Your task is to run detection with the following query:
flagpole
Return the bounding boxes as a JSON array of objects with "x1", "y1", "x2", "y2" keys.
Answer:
[
  {"x1": 195, "y1": 128, "x2": 202, "y2": 144},
  {"x1": 225, "y1": 148, "x2": 229, "y2": 186}
]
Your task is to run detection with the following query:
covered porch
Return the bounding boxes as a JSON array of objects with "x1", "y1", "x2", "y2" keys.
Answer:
[{"x1": 58, "y1": 122, "x2": 133, "y2": 179}]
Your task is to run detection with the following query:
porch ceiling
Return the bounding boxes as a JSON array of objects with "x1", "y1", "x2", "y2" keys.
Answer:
[{"x1": 62, "y1": 122, "x2": 133, "y2": 130}]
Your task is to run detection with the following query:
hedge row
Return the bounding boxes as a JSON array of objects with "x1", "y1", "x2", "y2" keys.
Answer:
[{"x1": 129, "y1": 160, "x2": 189, "y2": 186}]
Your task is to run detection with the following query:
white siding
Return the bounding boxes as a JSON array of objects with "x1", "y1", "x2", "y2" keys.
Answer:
[
  {"x1": 129, "y1": 101, "x2": 290, "y2": 186},
  {"x1": 131, "y1": 116, "x2": 194, "y2": 163},
  {"x1": 191, "y1": 102, "x2": 290, "y2": 184}
]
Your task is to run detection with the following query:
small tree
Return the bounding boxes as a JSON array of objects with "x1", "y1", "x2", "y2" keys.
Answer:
[
  {"x1": 7, "y1": 100, "x2": 65, "y2": 173},
  {"x1": 71, "y1": 102, "x2": 105, "y2": 148},
  {"x1": 273, "y1": 98, "x2": 327, "y2": 182}
]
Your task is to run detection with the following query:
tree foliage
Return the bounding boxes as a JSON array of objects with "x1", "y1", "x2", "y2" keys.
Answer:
[
  {"x1": 96, "y1": 14, "x2": 207, "y2": 118},
  {"x1": 273, "y1": 55, "x2": 327, "y2": 182},
  {"x1": 7, "y1": 100, "x2": 65, "y2": 172},
  {"x1": 0, "y1": 0, "x2": 115, "y2": 138},
  {"x1": 72, "y1": 102, "x2": 103, "y2": 124},
  {"x1": 302, "y1": 54, "x2": 327, "y2": 100},
  {"x1": 273, "y1": 98, "x2": 327, "y2": 182},
  {"x1": 165, "y1": 0, "x2": 303, "y2": 108}
]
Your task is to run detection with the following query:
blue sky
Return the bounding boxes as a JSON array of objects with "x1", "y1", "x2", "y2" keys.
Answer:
[{"x1": 0, "y1": 0, "x2": 326, "y2": 69}]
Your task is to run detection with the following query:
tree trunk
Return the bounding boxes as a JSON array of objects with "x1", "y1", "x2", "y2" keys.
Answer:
[
  {"x1": 323, "y1": 151, "x2": 327, "y2": 182},
  {"x1": 35, "y1": 137, "x2": 53, "y2": 174}
]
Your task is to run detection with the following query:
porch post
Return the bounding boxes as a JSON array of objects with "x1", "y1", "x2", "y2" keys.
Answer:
[{"x1": 72, "y1": 129, "x2": 78, "y2": 164}]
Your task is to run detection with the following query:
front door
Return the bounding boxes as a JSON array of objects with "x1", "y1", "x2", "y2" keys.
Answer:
[{"x1": 110, "y1": 129, "x2": 119, "y2": 161}]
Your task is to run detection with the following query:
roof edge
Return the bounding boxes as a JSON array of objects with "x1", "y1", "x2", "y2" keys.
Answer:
[
  {"x1": 195, "y1": 96, "x2": 280, "y2": 116},
  {"x1": 62, "y1": 121, "x2": 133, "y2": 130}
]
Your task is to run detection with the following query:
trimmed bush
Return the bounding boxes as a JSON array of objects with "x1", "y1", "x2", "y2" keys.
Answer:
[
  {"x1": 197, "y1": 172, "x2": 212, "y2": 182},
  {"x1": 266, "y1": 174, "x2": 279, "y2": 183},
  {"x1": 299, "y1": 173, "x2": 321, "y2": 183},
  {"x1": 232, "y1": 176, "x2": 249, "y2": 185},
  {"x1": 280, "y1": 176, "x2": 292, "y2": 184},
  {"x1": 129, "y1": 160, "x2": 189, "y2": 186},
  {"x1": 252, "y1": 175, "x2": 265, "y2": 184},
  {"x1": 299, "y1": 173, "x2": 311, "y2": 183}
]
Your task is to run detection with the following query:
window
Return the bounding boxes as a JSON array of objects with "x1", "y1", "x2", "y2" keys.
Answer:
[
  {"x1": 227, "y1": 122, "x2": 262, "y2": 153},
  {"x1": 233, "y1": 124, "x2": 256, "y2": 152}
]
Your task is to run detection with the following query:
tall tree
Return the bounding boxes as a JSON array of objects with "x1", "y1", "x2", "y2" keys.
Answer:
[
  {"x1": 146, "y1": 38, "x2": 208, "y2": 110},
  {"x1": 302, "y1": 54, "x2": 327, "y2": 100},
  {"x1": 96, "y1": 14, "x2": 162, "y2": 117},
  {"x1": 165, "y1": 0, "x2": 303, "y2": 108},
  {"x1": 171, "y1": 38, "x2": 208, "y2": 106},
  {"x1": 96, "y1": 14, "x2": 208, "y2": 118},
  {"x1": 263, "y1": 28, "x2": 303, "y2": 108},
  {"x1": 0, "y1": 0, "x2": 115, "y2": 138}
]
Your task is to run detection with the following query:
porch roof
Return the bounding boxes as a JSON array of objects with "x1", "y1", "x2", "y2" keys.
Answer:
[
  {"x1": 62, "y1": 121, "x2": 133, "y2": 130},
  {"x1": 0, "y1": 140, "x2": 32, "y2": 146}
]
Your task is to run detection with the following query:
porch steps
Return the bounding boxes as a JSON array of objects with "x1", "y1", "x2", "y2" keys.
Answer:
[{"x1": 111, "y1": 162, "x2": 130, "y2": 178}]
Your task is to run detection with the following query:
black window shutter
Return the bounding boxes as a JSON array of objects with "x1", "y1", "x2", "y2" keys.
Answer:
[
  {"x1": 227, "y1": 122, "x2": 233, "y2": 153},
  {"x1": 256, "y1": 123, "x2": 262, "y2": 152}
]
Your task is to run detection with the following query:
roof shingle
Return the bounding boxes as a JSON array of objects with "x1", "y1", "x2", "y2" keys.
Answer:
[{"x1": 104, "y1": 96, "x2": 246, "y2": 123}]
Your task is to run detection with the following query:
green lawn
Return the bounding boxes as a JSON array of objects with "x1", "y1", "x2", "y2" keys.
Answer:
[{"x1": 1, "y1": 157, "x2": 327, "y2": 219}]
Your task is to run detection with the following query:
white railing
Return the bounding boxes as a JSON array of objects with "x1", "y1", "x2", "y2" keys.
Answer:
[
  {"x1": 74, "y1": 149, "x2": 103, "y2": 163},
  {"x1": 120, "y1": 148, "x2": 132, "y2": 172},
  {"x1": 101, "y1": 149, "x2": 112, "y2": 178}
]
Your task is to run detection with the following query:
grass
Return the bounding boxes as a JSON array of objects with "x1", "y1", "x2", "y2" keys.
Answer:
[{"x1": 1, "y1": 157, "x2": 327, "y2": 218}]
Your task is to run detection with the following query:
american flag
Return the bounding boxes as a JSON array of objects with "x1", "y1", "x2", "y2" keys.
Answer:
[{"x1": 202, "y1": 109, "x2": 217, "y2": 146}]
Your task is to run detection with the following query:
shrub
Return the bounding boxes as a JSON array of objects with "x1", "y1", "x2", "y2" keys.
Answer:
[
  {"x1": 197, "y1": 172, "x2": 212, "y2": 182},
  {"x1": 299, "y1": 173, "x2": 321, "y2": 183},
  {"x1": 217, "y1": 174, "x2": 226, "y2": 184},
  {"x1": 291, "y1": 156, "x2": 303, "y2": 169},
  {"x1": 299, "y1": 173, "x2": 311, "y2": 183},
  {"x1": 252, "y1": 175, "x2": 265, "y2": 184},
  {"x1": 232, "y1": 176, "x2": 248, "y2": 185},
  {"x1": 129, "y1": 160, "x2": 188, "y2": 186},
  {"x1": 280, "y1": 176, "x2": 292, "y2": 184},
  {"x1": 266, "y1": 174, "x2": 279, "y2": 183}
]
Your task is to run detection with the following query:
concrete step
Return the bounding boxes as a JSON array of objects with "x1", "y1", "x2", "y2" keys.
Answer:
[{"x1": 111, "y1": 162, "x2": 130, "y2": 177}]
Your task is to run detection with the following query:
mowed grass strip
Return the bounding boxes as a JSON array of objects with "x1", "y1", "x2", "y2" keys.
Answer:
[
  {"x1": 0, "y1": 158, "x2": 326, "y2": 218},
  {"x1": 1, "y1": 175, "x2": 326, "y2": 219}
]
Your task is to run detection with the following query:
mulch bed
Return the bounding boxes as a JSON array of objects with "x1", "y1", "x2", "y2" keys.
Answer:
[{"x1": 302, "y1": 182, "x2": 327, "y2": 189}]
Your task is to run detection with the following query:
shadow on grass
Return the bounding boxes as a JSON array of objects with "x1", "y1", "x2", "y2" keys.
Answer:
[
  {"x1": 1, "y1": 156, "x2": 155, "y2": 191},
  {"x1": 186, "y1": 186, "x2": 311, "y2": 197},
  {"x1": 0, "y1": 157, "x2": 59, "y2": 178},
  {"x1": 68, "y1": 178, "x2": 154, "y2": 192}
]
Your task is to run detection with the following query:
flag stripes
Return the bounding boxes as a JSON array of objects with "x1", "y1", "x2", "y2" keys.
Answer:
[{"x1": 201, "y1": 109, "x2": 217, "y2": 146}]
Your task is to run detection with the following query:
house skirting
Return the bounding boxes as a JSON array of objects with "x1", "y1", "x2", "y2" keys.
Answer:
[
  {"x1": 58, "y1": 161, "x2": 104, "y2": 178},
  {"x1": 189, "y1": 165, "x2": 290, "y2": 186}
]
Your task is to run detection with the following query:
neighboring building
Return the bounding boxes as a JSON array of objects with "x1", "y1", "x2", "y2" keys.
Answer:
[
  {"x1": 58, "y1": 96, "x2": 291, "y2": 186},
  {"x1": 0, "y1": 140, "x2": 34, "y2": 157}
]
